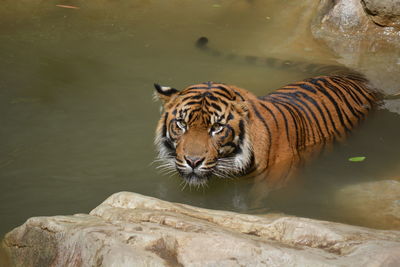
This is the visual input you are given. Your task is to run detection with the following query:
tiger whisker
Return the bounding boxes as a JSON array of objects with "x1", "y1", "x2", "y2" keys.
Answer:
[
  {"x1": 158, "y1": 169, "x2": 177, "y2": 176},
  {"x1": 156, "y1": 163, "x2": 174, "y2": 170},
  {"x1": 180, "y1": 180, "x2": 189, "y2": 191}
]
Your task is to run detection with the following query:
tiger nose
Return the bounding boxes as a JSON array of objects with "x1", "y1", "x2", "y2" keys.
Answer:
[{"x1": 184, "y1": 156, "x2": 205, "y2": 169}]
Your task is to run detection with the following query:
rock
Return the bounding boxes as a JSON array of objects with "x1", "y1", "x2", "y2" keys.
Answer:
[
  {"x1": 335, "y1": 180, "x2": 400, "y2": 230},
  {"x1": 314, "y1": 0, "x2": 400, "y2": 31},
  {"x1": 320, "y1": 0, "x2": 370, "y2": 32},
  {"x1": 362, "y1": 0, "x2": 400, "y2": 28},
  {"x1": 2, "y1": 192, "x2": 400, "y2": 266},
  {"x1": 312, "y1": 0, "x2": 400, "y2": 114},
  {"x1": 312, "y1": 0, "x2": 400, "y2": 64}
]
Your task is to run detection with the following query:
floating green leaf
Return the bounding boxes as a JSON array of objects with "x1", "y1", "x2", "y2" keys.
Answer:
[
  {"x1": 212, "y1": 4, "x2": 221, "y2": 8},
  {"x1": 348, "y1": 156, "x2": 366, "y2": 162}
]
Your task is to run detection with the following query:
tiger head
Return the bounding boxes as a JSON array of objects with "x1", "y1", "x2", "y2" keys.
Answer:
[{"x1": 154, "y1": 82, "x2": 253, "y2": 186}]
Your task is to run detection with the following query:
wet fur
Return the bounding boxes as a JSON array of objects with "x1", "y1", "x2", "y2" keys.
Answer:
[{"x1": 154, "y1": 76, "x2": 379, "y2": 187}]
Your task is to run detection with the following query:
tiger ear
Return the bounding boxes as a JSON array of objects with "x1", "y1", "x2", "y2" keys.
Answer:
[{"x1": 154, "y1": 83, "x2": 179, "y2": 104}]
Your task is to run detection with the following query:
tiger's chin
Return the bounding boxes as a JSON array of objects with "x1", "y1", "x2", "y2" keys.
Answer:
[{"x1": 177, "y1": 169, "x2": 212, "y2": 187}]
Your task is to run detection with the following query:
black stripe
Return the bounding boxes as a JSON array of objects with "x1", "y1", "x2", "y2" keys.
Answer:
[
  {"x1": 212, "y1": 90, "x2": 234, "y2": 100},
  {"x1": 309, "y1": 78, "x2": 351, "y2": 133},
  {"x1": 328, "y1": 77, "x2": 366, "y2": 120},
  {"x1": 321, "y1": 101, "x2": 341, "y2": 138},
  {"x1": 259, "y1": 102, "x2": 279, "y2": 130},
  {"x1": 295, "y1": 90, "x2": 341, "y2": 138},
  {"x1": 186, "y1": 100, "x2": 202, "y2": 106},
  {"x1": 181, "y1": 94, "x2": 203, "y2": 102},
  {"x1": 169, "y1": 125, "x2": 180, "y2": 137},
  {"x1": 341, "y1": 77, "x2": 375, "y2": 106},
  {"x1": 233, "y1": 90, "x2": 245, "y2": 101},
  {"x1": 211, "y1": 102, "x2": 222, "y2": 111},
  {"x1": 219, "y1": 98, "x2": 228, "y2": 106},
  {"x1": 227, "y1": 113, "x2": 234, "y2": 122},
  {"x1": 220, "y1": 124, "x2": 234, "y2": 142},
  {"x1": 187, "y1": 86, "x2": 210, "y2": 90},
  {"x1": 162, "y1": 112, "x2": 169, "y2": 137},
  {"x1": 269, "y1": 101, "x2": 291, "y2": 143},
  {"x1": 270, "y1": 93, "x2": 318, "y2": 145},
  {"x1": 188, "y1": 112, "x2": 196, "y2": 122},
  {"x1": 162, "y1": 140, "x2": 175, "y2": 156},
  {"x1": 238, "y1": 119, "x2": 245, "y2": 143},
  {"x1": 250, "y1": 101, "x2": 271, "y2": 167},
  {"x1": 272, "y1": 99, "x2": 302, "y2": 148},
  {"x1": 330, "y1": 77, "x2": 364, "y2": 106},
  {"x1": 205, "y1": 93, "x2": 219, "y2": 101},
  {"x1": 318, "y1": 78, "x2": 356, "y2": 128},
  {"x1": 221, "y1": 142, "x2": 241, "y2": 155},
  {"x1": 189, "y1": 108, "x2": 202, "y2": 114},
  {"x1": 294, "y1": 91, "x2": 335, "y2": 139},
  {"x1": 283, "y1": 83, "x2": 317, "y2": 94},
  {"x1": 286, "y1": 92, "x2": 325, "y2": 143},
  {"x1": 213, "y1": 86, "x2": 234, "y2": 98},
  {"x1": 221, "y1": 141, "x2": 237, "y2": 148},
  {"x1": 278, "y1": 88, "x2": 344, "y2": 141}
]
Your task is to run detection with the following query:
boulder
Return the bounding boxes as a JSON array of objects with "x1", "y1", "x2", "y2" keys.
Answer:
[
  {"x1": 2, "y1": 192, "x2": 400, "y2": 266},
  {"x1": 362, "y1": 0, "x2": 400, "y2": 28},
  {"x1": 312, "y1": 0, "x2": 400, "y2": 114},
  {"x1": 312, "y1": 0, "x2": 400, "y2": 65},
  {"x1": 335, "y1": 180, "x2": 400, "y2": 230}
]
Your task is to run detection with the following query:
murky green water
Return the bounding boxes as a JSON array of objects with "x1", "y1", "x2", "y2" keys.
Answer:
[{"x1": 1, "y1": 0, "x2": 400, "y2": 237}]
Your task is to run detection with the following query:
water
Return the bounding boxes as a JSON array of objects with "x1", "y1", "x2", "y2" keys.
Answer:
[{"x1": 1, "y1": 0, "x2": 400, "y2": 238}]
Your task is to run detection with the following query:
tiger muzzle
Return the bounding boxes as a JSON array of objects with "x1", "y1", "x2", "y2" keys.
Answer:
[{"x1": 184, "y1": 156, "x2": 205, "y2": 169}]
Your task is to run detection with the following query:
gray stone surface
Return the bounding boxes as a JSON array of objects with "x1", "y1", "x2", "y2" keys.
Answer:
[
  {"x1": 362, "y1": 0, "x2": 400, "y2": 27},
  {"x1": 2, "y1": 192, "x2": 400, "y2": 266},
  {"x1": 312, "y1": 0, "x2": 400, "y2": 60},
  {"x1": 312, "y1": 0, "x2": 400, "y2": 114}
]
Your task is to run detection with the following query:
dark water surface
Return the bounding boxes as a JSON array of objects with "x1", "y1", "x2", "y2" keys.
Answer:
[{"x1": 1, "y1": 0, "x2": 400, "y2": 237}]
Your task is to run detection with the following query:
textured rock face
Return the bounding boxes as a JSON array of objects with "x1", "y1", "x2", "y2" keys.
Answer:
[
  {"x1": 316, "y1": 0, "x2": 400, "y2": 30},
  {"x1": 312, "y1": 0, "x2": 400, "y2": 61},
  {"x1": 312, "y1": 0, "x2": 400, "y2": 114},
  {"x1": 362, "y1": 0, "x2": 400, "y2": 28},
  {"x1": 2, "y1": 192, "x2": 400, "y2": 266},
  {"x1": 321, "y1": 0, "x2": 370, "y2": 32}
]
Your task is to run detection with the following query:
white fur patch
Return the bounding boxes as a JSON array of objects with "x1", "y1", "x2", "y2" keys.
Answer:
[
  {"x1": 160, "y1": 86, "x2": 172, "y2": 92},
  {"x1": 234, "y1": 133, "x2": 253, "y2": 171}
]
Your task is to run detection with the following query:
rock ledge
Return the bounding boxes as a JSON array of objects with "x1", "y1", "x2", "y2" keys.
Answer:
[{"x1": 2, "y1": 192, "x2": 400, "y2": 266}]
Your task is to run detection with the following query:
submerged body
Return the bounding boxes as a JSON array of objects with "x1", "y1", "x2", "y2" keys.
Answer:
[{"x1": 154, "y1": 74, "x2": 378, "y2": 187}]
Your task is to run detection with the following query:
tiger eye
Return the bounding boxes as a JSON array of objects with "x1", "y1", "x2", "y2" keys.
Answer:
[
  {"x1": 211, "y1": 123, "x2": 224, "y2": 134},
  {"x1": 176, "y1": 120, "x2": 187, "y2": 130}
]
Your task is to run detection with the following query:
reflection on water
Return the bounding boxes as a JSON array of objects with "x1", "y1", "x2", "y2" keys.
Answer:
[{"x1": 1, "y1": 0, "x2": 400, "y2": 237}]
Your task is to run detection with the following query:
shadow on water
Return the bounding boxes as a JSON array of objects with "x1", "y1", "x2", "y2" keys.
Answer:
[{"x1": 0, "y1": 0, "x2": 399, "y2": 237}]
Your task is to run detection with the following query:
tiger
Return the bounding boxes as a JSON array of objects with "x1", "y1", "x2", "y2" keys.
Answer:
[
  {"x1": 153, "y1": 36, "x2": 395, "y2": 189},
  {"x1": 154, "y1": 75, "x2": 379, "y2": 188}
]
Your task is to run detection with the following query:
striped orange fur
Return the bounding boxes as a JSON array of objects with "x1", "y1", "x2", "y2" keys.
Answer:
[{"x1": 154, "y1": 75, "x2": 379, "y2": 187}]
